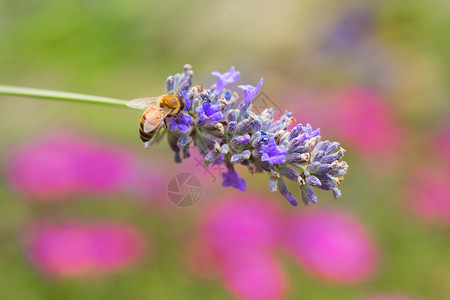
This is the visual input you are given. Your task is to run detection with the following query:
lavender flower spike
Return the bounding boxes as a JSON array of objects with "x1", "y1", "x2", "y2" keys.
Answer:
[
  {"x1": 129, "y1": 65, "x2": 349, "y2": 207},
  {"x1": 211, "y1": 66, "x2": 240, "y2": 93},
  {"x1": 238, "y1": 77, "x2": 263, "y2": 104}
]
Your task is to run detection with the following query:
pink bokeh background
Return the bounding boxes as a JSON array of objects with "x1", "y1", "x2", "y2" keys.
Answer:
[{"x1": 24, "y1": 221, "x2": 148, "y2": 278}]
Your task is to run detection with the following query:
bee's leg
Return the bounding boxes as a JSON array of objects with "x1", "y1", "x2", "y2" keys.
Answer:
[{"x1": 163, "y1": 119, "x2": 169, "y2": 129}]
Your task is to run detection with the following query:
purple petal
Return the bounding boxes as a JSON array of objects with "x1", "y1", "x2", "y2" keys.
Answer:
[
  {"x1": 168, "y1": 118, "x2": 177, "y2": 130},
  {"x1": 202, "y1": 102, "x2": 211, "y2": 111},
  {"x1": 207, "y1": 104, "x2": 221, "y2": 115},
  {"x1": 195, "y1": 106, "x2": 203, "y2": 114},
  {"x1": 167, "y1": 114, "x2": 192, "y2": 133},
  {"x1": 182, "y1": 90, "x2": 191, "y2": 110},
  {"x1": 221, "y1": 169, "x2": 246, "y2": 192},
  {"x1": 212, "y1": 66, "x2": 241, "y2": 92},
  {"x1": 269, "y1": 155, "x2": 286, "y2": 165},
  {"x1": 260, "y1": 138, "x2": 288, "y2": 165},
  {"x1": 303, "y1": 123, "x2": 320, "y2": 139},
  {"x1": 208, "y1": 112, "x2": 223, "y2": 121},
  {"x1": 238, "y1": 78, "x2": 264, "y2": 104},
  {"x1": 177, "y1": 122, "x2": 191, "y2": 133}
]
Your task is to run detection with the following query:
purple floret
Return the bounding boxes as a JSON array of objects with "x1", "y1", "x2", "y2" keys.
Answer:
[
  {"x1": 182, "y1": 90, "x2": 191, "y2": 110},
  {"x1": 211, "y1": 66, "x2": 241, "y2": 93},
  {"x1": 221, "y1": 169, "x2": 246, "y2": 192},
  {"x1": 195, "y1": 102, "x2": 223, "y2": 122},
  {"x1": 168, "y1": 113, "x2": 192, "y2": 133},
  {"x1": 261, "y1": 138, "x2": 288, "y2": 165},
  {"x1": 303, "y1": 123, "x2": 320, "y2": 139},
  {"x1": 238, "y1": 78, "x2": 263, "y2": 104}
]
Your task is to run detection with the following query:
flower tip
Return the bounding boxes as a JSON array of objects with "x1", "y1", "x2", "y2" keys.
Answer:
[
  {"x1": 221, "y1": 169, "x2": 247, "y2": 192},
  {"x1": 287, "y1": 195, "x2": 298, "y2": 206}
]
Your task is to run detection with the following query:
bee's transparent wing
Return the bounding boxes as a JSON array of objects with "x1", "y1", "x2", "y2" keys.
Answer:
[
  {"x1": 145, "y1": 126, "x2": 168, "y2": 149},
  {"x1": 143, "y1": 107, "x2": 173, "y2": 133},
  {"x1": 127, "y1": 96, "x2": 161, "y2": 110}
]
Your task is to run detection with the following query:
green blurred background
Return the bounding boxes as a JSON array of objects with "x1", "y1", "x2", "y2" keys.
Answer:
[{"x1": 0, "y1": 0, "x2": 449, "y2": 299}]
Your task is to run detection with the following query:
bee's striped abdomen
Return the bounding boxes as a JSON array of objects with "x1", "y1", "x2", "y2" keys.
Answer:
[
  {"x1": 138, "y1": 105, "x2": 173, "y2": 144},
  {"x1": 139, "y1": 115, "x2": 158, "y2": 142}
]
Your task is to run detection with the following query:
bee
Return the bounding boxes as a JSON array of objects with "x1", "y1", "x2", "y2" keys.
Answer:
[{"x1": 127, "y1": 92, "x2": 185, "y2": 145}]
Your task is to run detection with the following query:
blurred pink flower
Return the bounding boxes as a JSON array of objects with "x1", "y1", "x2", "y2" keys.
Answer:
[
  {"x1": 5, "y1": 130, "x2": 168, "y2": 203},
  {"x1": 6, "y1": 131, "x2": 133, "y2": 199},
  {"x1": 288, "y1": 87, "x2": 404, "y2": 169},
  {"x1": 199, "y1": 196, "x2": 287, "y2": 300},
  {"x1": 126, "y1": 164, "x2": 170, "y2": 206},
  {"x1": 180, "y1": 150, "x2": 225, "y2": 186},
  {"x1": 283, "y1": 208, "x2": 378, "y2": 284},
  {"x1": 24, "y1": 221, "x2": 147, "y2": 278},
  {"x1": 364, "y1": 294, "x2": 423, "y2": 300},
  {"x1": 221, "y1": 252, "x2": 287, "y2": 300},
  {"x1": 329, "y1": 87, "x2": 404, "y2": 154},
  {"x1": 201, "y1": 196, "x2": 282, "y2": 258},
  {"x1": 407, "y1": 167, "x2": 450, "y2": 227},
  {"x1": 432, "y1": 124, "x2": 450, "y2": 167}
]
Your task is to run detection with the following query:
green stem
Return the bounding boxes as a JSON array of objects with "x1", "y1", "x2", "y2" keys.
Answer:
[{"x1": 0, "y1": 85, "x2": 128, "y2": 107}]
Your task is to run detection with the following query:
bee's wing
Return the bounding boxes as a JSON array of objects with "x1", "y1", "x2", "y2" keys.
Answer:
[
  {"x1": 127, "y1": 96, "x2": 161, "y2": 110},
  {"x1": 144, "y1": 125, "x2": 167, "y2": 149},
  {"x1": 142, "y1": 107, "x2": 173, "y2": 133}
]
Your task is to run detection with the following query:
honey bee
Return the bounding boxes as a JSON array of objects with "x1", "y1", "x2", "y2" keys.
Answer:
[{"x1": 127, "y1": 93, "x2": 185, "y2": 144}]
